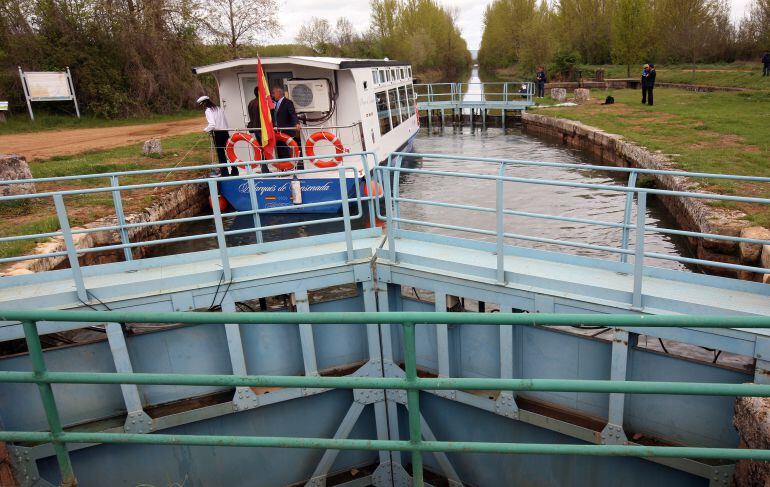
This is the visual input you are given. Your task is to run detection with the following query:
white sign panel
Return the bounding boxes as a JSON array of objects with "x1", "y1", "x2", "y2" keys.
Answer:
[
  {"x1": 18, "y1": 66, "x2": 80, "y2": 120},
  {"x1": 25, "y1": 72, "x2": 73, "y2": 100}
]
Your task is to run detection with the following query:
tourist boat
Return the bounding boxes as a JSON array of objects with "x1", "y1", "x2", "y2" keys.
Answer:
[{"x1": 193, "y1": 57, "x2": 419, "y2": 213}]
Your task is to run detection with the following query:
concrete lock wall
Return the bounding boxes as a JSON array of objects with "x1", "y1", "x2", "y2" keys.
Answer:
[{"x1": 521, "y1": 112, "x2": 769, "y2": 280}]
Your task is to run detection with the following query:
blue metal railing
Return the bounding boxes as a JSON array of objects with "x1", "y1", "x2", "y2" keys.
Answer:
[
  {"x1": 0, "y1": 152, "x2": 382, "y2": 299},
  {"x1": 377, "y1": 152, "x2": 770, "y2": 306},
  {"x1": 3, "y1": 150, "x2": 770, "y2": 299},
  {"x1": 414, "y1": 82, "x2": 536, "y2": 110}
]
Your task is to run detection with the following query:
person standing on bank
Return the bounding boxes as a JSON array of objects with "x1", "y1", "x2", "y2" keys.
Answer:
[
  {"x1": 763, "y1": 52, "x2": 770, "y2": 77},
  {"x1": 247, "y1": 87, "x2": 270, "y2": 174},
  {"x1": 271, "y1": 86, "x2": 301, "y2": 163},
  {"x1": 198, "y1": 95, "x2": 237, "y2": 177},
  {"x1": 645, "y1": 64, "x2": 656, "y2": 106},
  {"x1": 641, "y1": 64, "x2": 649, "y2": 104},
  {"x1": 535, "y1": 67, "x2": 547, "y2": 98}
]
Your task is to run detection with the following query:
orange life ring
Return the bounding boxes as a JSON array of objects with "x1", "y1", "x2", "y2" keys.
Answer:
[
  {"x1": 225, "y1": 132, "x2": 263, "y2": 171},
  {"x1": 305, "y1": 131, "x2": 345, "y2": 168},
  {"x1": 363, "y1": 181, "x2": 383, "y2": 197},
  {"x1": 272, "y1": 132, "x2": 300, "y2": 171}
]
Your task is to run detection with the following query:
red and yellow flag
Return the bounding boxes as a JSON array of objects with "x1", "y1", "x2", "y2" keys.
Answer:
[{"x1": 257, "y1": 56, "x2": 276, "y2": 158}]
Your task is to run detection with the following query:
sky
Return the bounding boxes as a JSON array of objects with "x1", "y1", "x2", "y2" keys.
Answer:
[{"x1": 274, "y1": 0, "x2": 754, "y2": 51}]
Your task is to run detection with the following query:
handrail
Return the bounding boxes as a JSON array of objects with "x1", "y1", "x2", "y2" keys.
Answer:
[
  {"x1": 413, "y1": 82, "x2": 536, "y2": 108},
  {"x1": 1, "y1": 310, "x2": 770, "y2": 487},
  {"x1": 0, "y1": 152, "x2": 383, "y2": 299},
  {"x1": 376, "y1": 153, "x2": 770, "y2": 305}
]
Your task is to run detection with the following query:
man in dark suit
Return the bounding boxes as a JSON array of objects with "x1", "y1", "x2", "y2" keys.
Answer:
[{"x1": 271, "y1": 86, "x2": 301, "y2": 162}]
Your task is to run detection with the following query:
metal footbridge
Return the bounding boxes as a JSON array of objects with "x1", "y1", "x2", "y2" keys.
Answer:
[
  {"x1": 414, "y1": 81, "x2": 536, "y2": 112},
  {"x1": 2, "y1": 152, "x2": 770, "y2": 486}
]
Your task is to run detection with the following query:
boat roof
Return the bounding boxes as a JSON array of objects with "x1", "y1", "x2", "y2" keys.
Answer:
[{"x1": 193, "y1": 56, "x2": 409, "y2": 75}]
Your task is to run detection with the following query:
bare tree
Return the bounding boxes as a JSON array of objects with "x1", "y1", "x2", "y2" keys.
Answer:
[
  {"x1": 296, "y1": 17, "x2": 334, "y2": 54},
  {"x1": 202, "y1": 0, "x2": 280, "y2": 57}
]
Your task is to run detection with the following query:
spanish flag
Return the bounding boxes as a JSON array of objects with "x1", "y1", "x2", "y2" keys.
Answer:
[{"x1": 257, "y1": 56, "x2": 276, "y2": 158}]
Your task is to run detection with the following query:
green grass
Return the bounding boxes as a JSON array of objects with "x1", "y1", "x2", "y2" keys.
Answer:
[
  {"x1": 580, "y1": 62, "x2": 770, "y2": 90},
  {"x1": 0, "y1": 131, "x2": 213, "y2": 262},
  {"x1": 0, "y1": 216, "x2": 60, "y2": 259},
  {"x1": 28, "y1": 132, "x2": 209, "y2": 180},
  {"x1": 0, "y1": 109, "x2": 199, "y2": 135},
  {"x1": 534, "y1": 88, "x2": 770, "y2": 221},
  {"x1": 488, "y1": 62, "x2": 770, "y2": 91}
]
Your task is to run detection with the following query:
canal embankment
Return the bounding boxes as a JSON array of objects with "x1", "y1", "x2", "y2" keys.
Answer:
[
  {"x1": 1, "y1": 180, "x2": 208, "y2": 275},
  {"x1": 0, "y1": 129, "x2": 213, "y2": 275},
  {"x1": 521, "y1": 108, "x2": 770, "y2": 280}
]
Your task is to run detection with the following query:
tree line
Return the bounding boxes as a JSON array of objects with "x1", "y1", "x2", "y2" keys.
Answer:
[
  {"x1": 478, "y1": 0, "x2": 770, "y2": 77},
  {"x1": 0, "y1": 0, "x2": 469, "y2": 119},
  {"x1": 295, "y1": 0, "x2": 471, "y2": 81}
]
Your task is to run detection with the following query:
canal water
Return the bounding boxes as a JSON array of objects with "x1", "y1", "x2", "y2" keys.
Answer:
[{"x1": 148, "y1": 127, "x2": 691, "y2": 271}]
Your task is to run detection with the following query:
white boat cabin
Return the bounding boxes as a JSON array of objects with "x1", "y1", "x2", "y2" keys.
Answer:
[{"x1": 193, "y1": 56, "x2": 419, "y2": 166}]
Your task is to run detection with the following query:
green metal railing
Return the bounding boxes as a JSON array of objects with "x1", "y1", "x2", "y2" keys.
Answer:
[{"x1": 2, "y1": 310, "x2": 770, "y2": 486}]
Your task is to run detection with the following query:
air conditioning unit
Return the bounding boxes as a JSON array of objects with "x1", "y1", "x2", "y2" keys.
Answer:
[{"x1": 286, "y1": 79, "x2": 331, "y2": 113}]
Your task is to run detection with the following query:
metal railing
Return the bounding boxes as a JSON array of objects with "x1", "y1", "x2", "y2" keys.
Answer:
[
  {"x1": 217, "y1": 122, "x2": 365, "y2": 155},
  {"x1": 0, "y1": 152, "x2": 382, "y2": 298},
  {"x1": 414, "y1": 82, "x2": 536, "y2": 110},
  {"x1": 1, "y1": 310, "x2": 770, "y2": 486},
  {"x1": 376, "y1": 153, "x2": 770, "y2": 305}
]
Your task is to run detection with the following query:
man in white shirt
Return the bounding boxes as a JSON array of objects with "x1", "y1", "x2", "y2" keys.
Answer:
[{"x1": 197, "y1": 95, "x2": 236, "y2": 177}]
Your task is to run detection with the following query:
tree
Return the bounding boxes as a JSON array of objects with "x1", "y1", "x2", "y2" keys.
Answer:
[
  {"x1": 611, "y1": 0, "x2": 653, "y2": 77},
  {"x1": 296, "y1": 17, "x2": 334, "y2": 55},
  {"x1": 202, "y1": 0, "x2": 279, "y2": 58},
  {"x1": 478, "y1": 0, "x2": 538, "y2": 70},
  {"x1": 555, "y1": 0, "x2": 612, "y2": 64}
]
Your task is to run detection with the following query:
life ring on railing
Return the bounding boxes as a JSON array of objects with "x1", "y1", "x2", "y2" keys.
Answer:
[
  {"x1": 305, "y1": 131, "x2": 345, "y2": 168},
  {"x1": 272, "y1": 132, "x2": 301, "y2": 171},
  {"x1": 363, "y1": 181, "x2": 383, "y2": 197},
  {"x1": 225, "y1": 132, "x2": 263, "y2": 171}
]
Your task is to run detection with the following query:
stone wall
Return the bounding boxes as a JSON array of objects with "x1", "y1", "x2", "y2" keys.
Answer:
[
  {"x1": 521, "y1": 112, "x2": 760, "y2": 278},
  {"x1": 1, "y1": 182, "x2": 208, "y2": 275},
  {"x1": 734, "y1": 397, "x2": 770, "y2": 486},
  {"x1": 0, "y1": 154, "x2": 35, "y2": 196}
]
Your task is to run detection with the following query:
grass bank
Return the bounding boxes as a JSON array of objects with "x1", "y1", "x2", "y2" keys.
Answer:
[
  {"x1": 0, "y1": 109, "x2": 199, "y2": 135},
  {"x1": 533, "y1": 88, "x2": 770, "y2": 224},
  {"x1": 0, "y1": 131, "x2": 212, "y2": 259},
  {"x1": 489, "y1": 62, "x2": 770, "y2": 91}
]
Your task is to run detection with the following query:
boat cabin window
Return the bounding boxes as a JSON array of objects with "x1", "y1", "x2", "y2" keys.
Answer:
[
  {"x1": 398, "y1": 85, "x2": 410, "y2": 119},
  {"x1": 407, "y1": 67, "x2": 412, "y2": 78},
  {"x1": 405, "y1": 83, "x2": 415, "y2": 107},
  {"x1": 387, "y1": 87, "x2": 400, "y2": 127},
  {"x1": 400, "y1": 68, "x2": 405, "y2": 79},
  {"x1": 375, "y1": 90, "x2": 391, "y2": 135}
]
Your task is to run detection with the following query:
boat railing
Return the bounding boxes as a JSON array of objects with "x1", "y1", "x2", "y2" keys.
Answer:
[
  {"x1": 376, "y1": 152, "x2": 770, "y2": 306},
  {"x1": 218, "y1": 122, "x2": 366, "y2": 155},
  {"x1": 1, "y1": 309, "x2": 770, "y2": 487},
  {"x1": 414, "y1": 82, "x2": 536, "y2": 109},
  {"x1": 0, "y1": 152, "x2": 382, "y2": 289}
]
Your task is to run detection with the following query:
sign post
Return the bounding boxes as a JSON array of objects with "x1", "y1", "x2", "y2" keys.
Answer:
[{"x1": 18, "y1": 66, "x2": 80, "y2": 120}]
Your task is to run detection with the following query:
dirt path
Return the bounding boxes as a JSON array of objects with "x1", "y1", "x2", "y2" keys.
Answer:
[{"x1": 0, "y1": 117, "x2": 202, "y2": 160}]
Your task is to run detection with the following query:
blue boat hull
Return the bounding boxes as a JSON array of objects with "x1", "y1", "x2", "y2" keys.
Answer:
[
  {"x1": 219, "y1": 176, "x2": 361, "y2": 214},
  {"x1": 220, "y1": 131, "x2": 417, "y2": 214}
]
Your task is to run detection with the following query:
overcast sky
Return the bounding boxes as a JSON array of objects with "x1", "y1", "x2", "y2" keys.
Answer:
[{"x1": 273, "y1": 0, "x2": 754, "y2": 51}]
